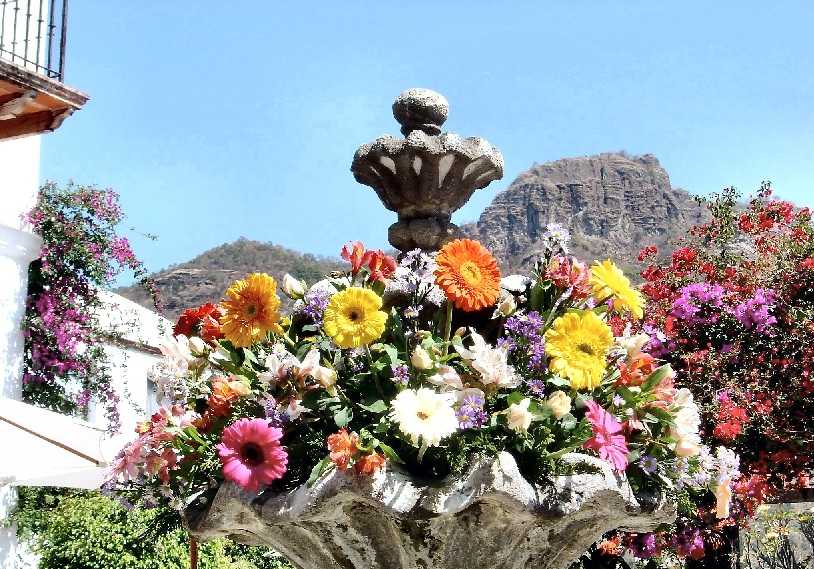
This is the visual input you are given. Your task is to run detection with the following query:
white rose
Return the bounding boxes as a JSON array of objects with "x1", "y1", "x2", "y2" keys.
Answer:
[
  {"x1": 671, "y1": 388, "x2": 702, "y2": 456},
  {"x1": 281, "y1": 273, "x2": 306, "y2": 299},
  {"x1": 188, "y1": 336, "x2": 207, "y2": 355},
  {"x1": 410, "y1": 345, "x2": 434, "y2": 370},
  {"x1": 546, "y1": 391, "x2": 572, "y2": 419},
  {"x1": 506, "y1": 398, "x2": 533, "y2": 432},
  {"x1": 493, "y1": 294, "x2": 517, "y2": 318}
]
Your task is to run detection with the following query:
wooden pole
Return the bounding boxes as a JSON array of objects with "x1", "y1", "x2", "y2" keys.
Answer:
[{"x1": 189, "y1": 535, "x2": 198, "y2": 569}]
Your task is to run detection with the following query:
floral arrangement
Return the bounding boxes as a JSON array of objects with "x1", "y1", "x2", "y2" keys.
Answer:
[
  {"x1": 591, "y1": 184, "x2": 814, "y2": 566},
  {"x1": 23, "y1": 182, "x2": 159, "y2": 427},
  {"x1": 110, "y1": 229, "x2": 725, "y2": 524}
]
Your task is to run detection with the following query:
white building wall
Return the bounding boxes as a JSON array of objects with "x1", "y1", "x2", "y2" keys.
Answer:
[
  {"x1": 0, "y1": 135, "x2": 42, "y2": 569},
  {"x1": 91, "y1": 291, "x2": 170, "y2": 433}
]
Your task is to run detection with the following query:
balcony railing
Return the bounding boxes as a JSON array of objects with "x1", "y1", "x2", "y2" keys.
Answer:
[{"x1": 0, "y1": 0, "x2": 68, "y2": 82}]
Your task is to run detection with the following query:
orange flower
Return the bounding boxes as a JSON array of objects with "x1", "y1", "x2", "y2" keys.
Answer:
[
  {"x1": 435, "y1": 239, "x2": 501, "y2": 312},
  {"x1": 353, "y1": 452, "x2": 386, "y2": 476},
  {"x1": 617, "y1": 353, "x2": 656, "y2": 387},
  {"x1": 219, "y1": 273, "x2": 282, "y2": 347},
  {"x1": 326, "y1": 429, "x2": 359, "y2": 470},
  {"x1": 208, "y1": 376, "x2": 242, "y2": 417}
]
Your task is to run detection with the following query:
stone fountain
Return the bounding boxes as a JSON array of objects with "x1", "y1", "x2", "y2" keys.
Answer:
[
  {"x1": 184, "y1": 89, "x2": 676, "y2": 568},
  {"x1": 351, "y1": 88, "x2": 503, "y2": 252}
]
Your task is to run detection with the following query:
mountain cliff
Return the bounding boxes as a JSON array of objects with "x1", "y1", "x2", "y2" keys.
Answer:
[
  {"x1": 464, "y1": 152, "x2": 708, "y2": 274},
  {"x1": 117, "y1": 239, "x2": 342, "y2": 318}
]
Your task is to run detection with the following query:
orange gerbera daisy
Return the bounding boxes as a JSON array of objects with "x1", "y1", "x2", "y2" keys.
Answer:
[
  {"x1": 219, "y1": 273, "x2": 283, "y2": 347},
  {"x1": 435, "y1": 239, "x2": 501, "y2": 311}
]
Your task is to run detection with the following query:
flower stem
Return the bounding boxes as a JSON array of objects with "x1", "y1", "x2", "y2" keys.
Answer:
[{"x1": 443, "y1": 301, "x2": 453, "y2": 356}]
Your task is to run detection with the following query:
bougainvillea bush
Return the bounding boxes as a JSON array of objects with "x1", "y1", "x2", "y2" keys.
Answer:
[
  {"x1": 598, "y1": 184, "x2": 814, "y2": 566},
  {"x1": 23, "y1": 182, "x2": 159, "y2": 427},
  {"x1": 109, "y1": 229, "x2": 731, "y2": 536}
]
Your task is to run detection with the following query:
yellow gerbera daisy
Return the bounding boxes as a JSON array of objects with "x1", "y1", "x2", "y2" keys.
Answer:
[
  {"x1": 219, "y1": 273, "x2": 283, "y2": 347},
  {"x1": 590, "y1": 259, "x2": 645, "y2": 319},
  {"x1": 323, "y1": 287, "x2": 387, "y2": 349},
  {"x1": 544, "y1": 311, "x2": 613, "y2": 390}
]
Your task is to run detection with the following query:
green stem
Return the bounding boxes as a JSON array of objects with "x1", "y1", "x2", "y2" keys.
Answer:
[{"x1": 443, "y1": 301, "x2": 453, "y2": 356}]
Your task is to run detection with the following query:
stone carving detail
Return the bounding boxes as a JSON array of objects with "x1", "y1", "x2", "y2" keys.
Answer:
[
  {"x1": 186, "y1": 452, "x2": 675, "y2": 569},
  {"x1": 351, "y1": 88, "x2": 504, "y2": 252}
]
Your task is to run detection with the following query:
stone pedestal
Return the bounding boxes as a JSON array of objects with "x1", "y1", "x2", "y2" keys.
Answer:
[
  {"x1": 351, "y1": 89, "x2": 504, "y2": 252},
  {"x1": 187, "y1": 453, "x2": 675, "y2": 569}
]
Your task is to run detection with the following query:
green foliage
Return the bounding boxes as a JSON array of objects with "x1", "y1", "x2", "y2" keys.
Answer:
[{"x1": 10, "y1": 488, "x2": 292, "y2": 569}]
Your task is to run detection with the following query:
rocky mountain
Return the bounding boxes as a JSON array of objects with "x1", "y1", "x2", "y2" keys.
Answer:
[
  {"x1": 117, "y1": 239, "x2": 342, "y2": 318},
  {"x1": 117, "y1": 153, "x2": 708, "y2": 317},
  {"x1": 464, "y1": 152, "x2": 708, "y2": 274}
]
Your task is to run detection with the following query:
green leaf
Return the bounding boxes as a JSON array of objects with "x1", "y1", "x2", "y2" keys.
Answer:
[
  {"x1": 547, "y1": 375, "x2": 570, "y2": 388},
  {"x1": 642, "y1": 364, "x2": 673, "y2": 392},
  {"x1": 358, "y1": 399, "x2": 388, "y2": 414},
  {"x1": 307, "y1": 456, "x2": 334, "y2": 487},
  {"x1": 377, "y1": 442, "x2": 405, "y2": 464},
  {"x1": 506, "y1": 391, "x2": 525, "y2": 405},
  {"x1": 382, "y1": 344, "x2": 400, "y2": 366},
  {"x1": 334, "y1": 407, "x2": 352, "y2": 428},
  {"x1": 559, "y1": 413, "x2": 577, "y2": 430}
]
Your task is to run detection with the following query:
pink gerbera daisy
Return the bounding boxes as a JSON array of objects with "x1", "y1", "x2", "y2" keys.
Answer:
[
  {"x1": 217, "y1": 418, "x2": 288, "y2": 493},
  {"x1": 583, "y1": 400, "x2": 629, "y2": 472}
]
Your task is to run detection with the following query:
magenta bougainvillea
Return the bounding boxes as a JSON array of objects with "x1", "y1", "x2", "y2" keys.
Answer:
[{"x1": 22, "y1": 182, "x2": 159, "y2": 429}]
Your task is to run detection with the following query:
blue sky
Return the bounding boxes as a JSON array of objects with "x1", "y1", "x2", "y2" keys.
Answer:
[{"x1": 41, "y1": 2, "x2": 814, "y2": 282}]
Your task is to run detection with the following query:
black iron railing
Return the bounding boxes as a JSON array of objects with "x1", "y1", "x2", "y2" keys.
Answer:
[{"x1": 0, "y1": 0, "x2": 68, "y2": 81}]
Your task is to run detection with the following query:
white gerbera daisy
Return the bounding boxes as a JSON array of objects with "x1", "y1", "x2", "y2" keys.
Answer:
[{"x1": 390, "y1": 388, "x2": 458, "y2": 455}]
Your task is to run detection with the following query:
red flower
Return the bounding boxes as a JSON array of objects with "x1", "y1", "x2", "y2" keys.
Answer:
[
  {"x1": 671, "y1": 247, "x2": 698, "y2": 274},
  {"x1": 173, "y1": 303, "x2": 224, "y2": 339},
  {"x1": 362, "y1": 249, "x2": 397, "y2": 282},
  {"x1": 638, "y1": 245, "x2": 658, "y2": 262},
  {"x1": 341, "y1": 241, "x2": 367, "y2": 275}
]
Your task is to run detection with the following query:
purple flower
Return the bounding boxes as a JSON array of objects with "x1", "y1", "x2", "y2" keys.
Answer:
[
  {"x1": 672, "y1": 527, "x2": 705, "y2": 559},
  {"x1": 670, "y1": 283, "x2": 725, "y2": 326},
  {"x1": 302, "y1": 289, "x2": 330, "y2": 323},
  {"x1": 262, "y1": 396, "x2": 289, "y2": 428},
  {"x1": 628, "y1": 533, "x2": 659, "y2": 559},
  {"x1": 639, "y1": 455, "x2": 658, "y2": 475},
  {"x1": 527, "y1": 379, "x2": 546, "y2": 398},
  {"x1": 731, "y1": 288, "x2": 777, "y2": 333},
  {"x1": 502, "y1": 311, "x2": 546, "y2": 371},
  {"x1": 456, "y1": 394, "x2": 487, "y2": 429},
  {"x1": 391, "y1": 364, "x2": 410, "y2": 386}
]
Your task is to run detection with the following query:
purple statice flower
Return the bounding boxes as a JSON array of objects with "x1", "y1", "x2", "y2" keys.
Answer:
[
  {"x1": 628, "y1": 533, "x2": 659, "y2": 559},
  {"x1": 731, "y1": 288, "x2": 777, "y2": 333},
  {"x1": 302, "y1": 288, "x2": 330, "y2": 323},
  {"x1": 391, "y1": 364, "x2": 410, "y2": 386},
  {"x1": 612, "y1": 394, "x2": 625, "y2": 407},
  {"x1": 502, "y1": 311, "x2": 546, "y2": 371},
  {"x1": 497, "y1": 336, "x2": 517, "y2": 352},
  {"x1": 527, "y1": 379, "x2": 546, "y2": 398},
  {"x1": 262, "y1": 396, "x2": 290, "y2": 428},
  {"x1": 670, "y1": 283, "x2": 726, "y2": 326},
  {"x1": 639, "y1": 455, "x2": 658, "y2": 475},
  {"x1": 456, "y1": 393, "x2": 487, "y2": 429}
]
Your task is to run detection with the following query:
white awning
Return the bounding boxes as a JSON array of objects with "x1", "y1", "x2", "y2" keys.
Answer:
[{"x1": 0, "y1": 398, "x2": 129, "y2": 489}]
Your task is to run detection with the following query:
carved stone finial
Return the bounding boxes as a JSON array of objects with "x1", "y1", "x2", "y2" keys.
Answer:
[
  {"x1": 392, "y1": 88, "x2": 449, "y2": 136},
  {"x1": 351, "y1": 89, "x2": 504, "y2": 252}
]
